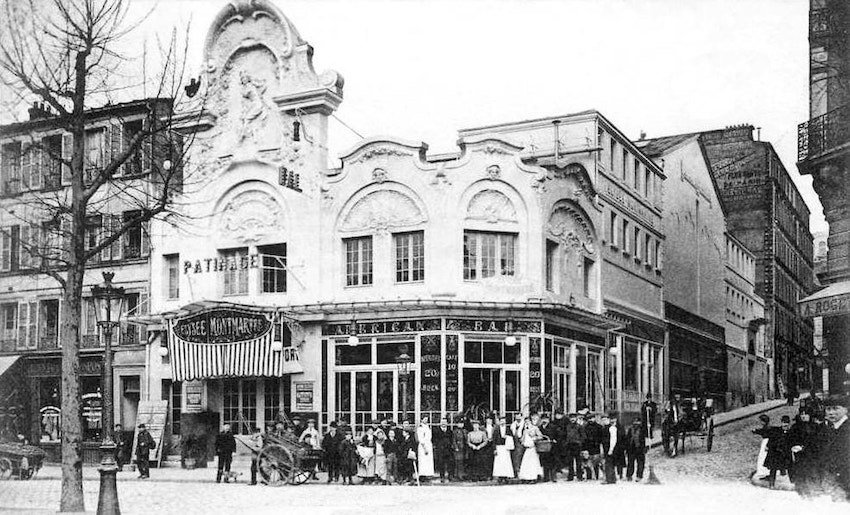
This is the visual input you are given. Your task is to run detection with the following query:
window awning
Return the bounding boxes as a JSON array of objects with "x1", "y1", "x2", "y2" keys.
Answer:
[
  {"x1": 798, "y1": 280, "x2": 850, "y2": 318},
  {"x1": 0, "y1": 355, "x2": 22, "y2": 381}
]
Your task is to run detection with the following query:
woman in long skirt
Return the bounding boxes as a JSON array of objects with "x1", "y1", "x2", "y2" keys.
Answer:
[
  {"x1": 492, "y1": 414, "x2": 515, "y2": 482},
  {"x1": 466, "y1": 420, "x2": 488, "y2": 481},
  {"x1": 416, "y1": 416, "x2": 435, "y2": 480},
  {"x1": 518, "y1": 414, "x2": 543, "y2": 482},
  {"x1": 510, "y1": 414, "x2": 526, "y2": 477}
]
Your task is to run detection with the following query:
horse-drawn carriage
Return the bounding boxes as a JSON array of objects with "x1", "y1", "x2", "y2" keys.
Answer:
[
  {"x1": 0, "y1": 442, "x2": 46, "y2": 480},
  {"x1": 661, "y1": 397, "x2": 715, "y2": 457}
]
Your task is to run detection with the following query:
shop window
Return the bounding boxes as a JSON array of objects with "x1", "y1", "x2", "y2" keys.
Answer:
[
  {"x1": 344, "y1": 236, "x2": 373, "y2": 286},
  {"x1": 81, "y1": 376, "x2": 103, "y2": 441},
  {"x1": 335, "y1": 343, "x2": 371, "y2": 366},
  {"x1": 394, "y1": 231, "x2": 424, "y2": 283},
  {"x1": 221, "y1": 247, "x2": 249, "y2": 295},
  {"x1": 624, "y1": 341, "x2": 639, "y2": 392},
  {"x1": 38, "y1": 377, "x2": 61, "y2": 442},
  {"x1": 223, "y1": 378, "x2": 257, "y2": 435},
  {"x1": 355, "y1": 372, "x2": 371, "y2": 412},
  {"x1": 553, "y1": 344, "x2": 570, "y2": 369},
  {"x1": 259, "y1": 243, "x2": 286, "y2": 293},
  {"x1": 464, "y1": 340, "x2": 520, "y2": 364},
  {"x1": 164, "y1": 254, "x2": 179, "y2": 299},
  {"x1": 463, "y1": 231, "x2": 516, "y2": 280},
  {"x1": 264, "y1": 378, "x2": 280, "y2": 424},
  {"x1": 545, "y1": 239, "x2": 558, "y2": 291},
  {"x1": 505, "y1": 370, "x2": 521, "y2": 412},
  {"x1": 335, "y1": 372, "x2": 352, "y2": 417}
]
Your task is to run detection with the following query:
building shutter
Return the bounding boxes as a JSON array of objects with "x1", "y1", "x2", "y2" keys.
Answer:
[
  {"x1": 31, "y1": 144, "x2": 42, "y2": 190},
  {"x1": 20, "y1": 144, "x2": 31, "y2": 190},
  {"x1": 61, "y1": 133, "x2": 73, "y2": 184},
  {"x1": 141, "y1": 220, "x2": 150, "y2": 257},
  {"x1": 138, "y1": 291, "x2": 149, "y2": 343},
  {"x1": 16, "y1": 302, "x2": 27, "y2": 349},
  {"x1": 0, "y1": 228, "x2": 10, "y2": 271},
  {"x1": 141, "y1": 120, "x2": 152, "y2": 174},
  {"x1": 18, "y1": 225, "x2": 29, "y2": 269},
  {"x1": 108, "y1": 122, "x2": 122, "y2": 174},
  {"x1": 57, "y1": 299, "x2": 63, "y2": 349},
  {"x1": 111, "y1": 214, "x2": 122, "y2": 261}
]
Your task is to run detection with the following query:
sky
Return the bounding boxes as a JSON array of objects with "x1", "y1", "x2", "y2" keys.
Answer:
[{"x1": 26, "y1": 0, "x2": 831, "y2": 232}]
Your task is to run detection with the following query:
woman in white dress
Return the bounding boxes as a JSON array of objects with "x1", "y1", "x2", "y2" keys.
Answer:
[
  {"x1": 492, "y1": 414, "x2": 515, "y2": 482},
  {"x1": 357, "y1": 426, "x2": 377, "y2": 483},
  {"x1": 374, "y1": 429, "x2": 388, "y2": 483},
  {"x1": 518, "y1": 414, "x2": 543, "y2": 482},
  {"x1": 416, "y1": 416, "x2": 435, "y2": 479}
]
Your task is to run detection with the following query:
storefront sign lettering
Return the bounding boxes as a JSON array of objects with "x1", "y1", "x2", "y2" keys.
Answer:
[
  {"x1": 529, "y1": 337, "x2": 542, "y2": 398},
  {"x1": 799, "y1": 291, "x2": 850, "y2": 318},
  {"x1": 295, "y1": 382, "x2": 314, "y2": 411},
  {"x1": 183, "y1": 254, "x2": 261, "y2": 274},
  {"x1": 420, "y1": 335, "x2": 442, "y2": 412},
  {"x1": 322, "y1": 319, "x2": 441, "y2": 336},
  {"x1": 445, "y1": 319, "x2": 542, "y2": 333},
  {"x1": 445, "y1": 335, "x2": 459, "y2": 412},
  {"x1": 173, "y1": 309, "x2": 271, "y2": 344}
]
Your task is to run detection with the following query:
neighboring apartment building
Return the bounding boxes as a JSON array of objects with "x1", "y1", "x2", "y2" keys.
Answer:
[
  {"x1": 699, "y1": 125, "x2": 815, "y2": 398},
  {"x1": 0, "y1": 99, "x2": 170, "y2": 461},
  {"x1": 724, "y1": 234, "x2": 769, "y2": 405},
  {"x1": 636, "y1": 134, "x2": 730, "y2": 409}
]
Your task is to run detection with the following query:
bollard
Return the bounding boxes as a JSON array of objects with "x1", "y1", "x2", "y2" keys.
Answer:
[{"x1": 646, "y1": 465, "x2": 661, "y2": 485}]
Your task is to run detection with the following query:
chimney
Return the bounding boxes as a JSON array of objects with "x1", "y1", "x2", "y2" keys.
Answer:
[
  {"x1": 28, "y1": 101, "x2": 52, "y2": 121},
  {"x1": 639, "y1": 130, "x2": 647, "y2": 140}
]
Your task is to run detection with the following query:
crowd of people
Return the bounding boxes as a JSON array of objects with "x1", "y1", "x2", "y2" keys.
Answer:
[
  {"x1": 219, "y1": 408, "x2": 653, "y2": 486},
  {"x1": 752, "y1": 394, "x2": 849, "y2": 501}
]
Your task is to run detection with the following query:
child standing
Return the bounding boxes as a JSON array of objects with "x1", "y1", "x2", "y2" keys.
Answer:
[{"x1": 339, "y1": 432, "x2": 358, "y2": 485}]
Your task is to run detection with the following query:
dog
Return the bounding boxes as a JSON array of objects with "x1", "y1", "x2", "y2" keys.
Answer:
[
  {"x1": 584, "y1": 451, "x2": 603, "y2": 480},
  {"x1": 221, "y1": 471, "x2": 243, "y2": 483}
]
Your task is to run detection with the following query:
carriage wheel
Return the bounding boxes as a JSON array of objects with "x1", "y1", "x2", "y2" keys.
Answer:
[
  {"x1": 258, "y1": 444, "x2": 295, "y2": 486},
  {"x1": 706, "y1": 418, "x2": 715, "y2": 452},
  {"x1": 0, "y1": 458, "x2": 12, "y2": 480}
]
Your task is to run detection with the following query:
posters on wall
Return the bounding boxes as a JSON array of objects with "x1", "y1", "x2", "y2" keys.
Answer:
[
  {"x1": 185, "y1": 381, "x2": 203, "y2": 413},
  {"x1": 295, "y1": 382, "x2": 313, "y2": 411}
]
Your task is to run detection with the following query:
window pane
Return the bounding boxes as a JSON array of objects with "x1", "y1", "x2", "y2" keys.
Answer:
[
  {"x1": 360, "y1": 237, "x2": 373, "y2": 285},
  {"x1": 376, "y1": 341, "x2": 413, "y2": 365},
  {"x1": 395, "y1": 233, "x2": 409, "y2": 282},
  {"x1": 411, "y1": 231, "x2": 424, "y2": 281},
  {"x1": 463, "y1": 232, "x2": 477, "y2": 280},
  {"x1": 260, "y1": 244, "x2": 286, "y2": 293},
  {"x1": 335, "y1": 343, "x2": 371, "y2": 366},
  {"x1": 335, "y1": 372, "x2": 351, "y2": 413},
  {"x1": 500, "y1": 234, "x2": 516, "y2": 276},
  {"x1": 355, "y1": 372, "x2": 371, "y2": 411},
  {"x1": 624, "y1": 341, "x2": 639, "y2": 391},
  {"x1": 506, "y1": 371, "x2": 520, "y2": 412},
  {"x1": 481, "y1": 233, "x2": 496, "y2": 278},
  {"x1": 504, "y1": 340, "x2": 521, "y2": 364},
  {"x1": 376, "y1": 371, "x2": 394, "y2": 411},
  {"x1": 464, "y1": 340, "x2": 481, "y2": 364},
  {"x1": 482, "y1": 341, "x2": 502, "y2": 363}
]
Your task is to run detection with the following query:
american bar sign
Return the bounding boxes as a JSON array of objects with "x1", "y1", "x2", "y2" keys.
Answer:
[{"x1": 173, "y1": 309, "x2": 272, "y2": 343}]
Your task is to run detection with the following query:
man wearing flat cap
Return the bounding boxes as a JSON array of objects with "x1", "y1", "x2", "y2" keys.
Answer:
[
  {"x1": 824, "y1": 395, "x2": 850, "y2": 499},
  {"x1": 135, "y1": 423, "x2": 155, "y2": 479}
]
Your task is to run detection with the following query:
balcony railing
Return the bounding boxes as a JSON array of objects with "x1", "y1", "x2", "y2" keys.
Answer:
[
  {"x1": 798, "y1": 104, "x2": 850, "y2": 162},
  {"x1": 810, "y1": 6, "x2": 848, "y2": 40}
]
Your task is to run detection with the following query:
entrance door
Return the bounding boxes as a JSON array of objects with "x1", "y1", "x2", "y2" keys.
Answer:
[
  {"x1": 463, "y1": 368, "x2": 501, "y2": 417},
  {"x1": 555, "y1": 371, "x2": 570, "y2": 413},
  {"x1": 587, "y1": 350, "x2": 603, "y2": 413}
]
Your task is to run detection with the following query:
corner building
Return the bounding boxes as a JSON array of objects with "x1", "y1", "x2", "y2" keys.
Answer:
[{"x1": 145, "y1": 0, "x2": 665, "y2": 439}]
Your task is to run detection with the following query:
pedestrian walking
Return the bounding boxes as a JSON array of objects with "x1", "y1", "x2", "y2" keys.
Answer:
[
  {"x1": 215, "y1": 423, "x2": 237, "y2": 483},
  {"x1": 432, "y1": 418, "x2": 455, "y2": 483},
  {"x1": 491, "y1": 414, "x2": 515, "y2": 482},
  {"x1": 756, "y1": 415, "x2": 791, "y2": 489},
  {"x1": 322, "y1": 421, "x2": 343, "y2": 483},
  {"x1": 248, "y1": 426, "x2": 264, "y2": 486},
  {"x1": 135, "y1": 423, "x2": 155, "y2": 479},
  {"x1": 625, "y1": 418, "x2": 647, "y2": 482},
  {"x1": 518, "y1": 414, "x2": 543, "y2": 483},
  {"x1": 416, "y1": 416, "x2": 435, "y2": 480}
]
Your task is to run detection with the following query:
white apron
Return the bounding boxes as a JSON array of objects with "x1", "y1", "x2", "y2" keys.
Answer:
[
  {"x1": 493, "y1": 445, "x2": 515, "y2": 478},
  {"x1": 416, "y1": 425, "x2": 435, "y2": 477}
]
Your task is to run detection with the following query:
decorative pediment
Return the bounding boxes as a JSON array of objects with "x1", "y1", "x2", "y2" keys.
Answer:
[
  {"x1": 340, "y1": 190, "x2": 426, "y2": 234},
  {"x1": 547, "y1": 202, "x2": 596, "y2": 254},
  {"x1": 466, "y1": 190, "x2": 517, "y2": 224},
  {"x1": 218, "y1": 189, "x2": 285, "y2": 244}
]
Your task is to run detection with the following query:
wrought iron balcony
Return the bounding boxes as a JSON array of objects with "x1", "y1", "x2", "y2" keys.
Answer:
[{"x1": 798, "y1": 104, "x2": 850, "y2": 162}]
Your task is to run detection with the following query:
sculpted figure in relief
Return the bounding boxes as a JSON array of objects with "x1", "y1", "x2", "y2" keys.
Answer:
[{"x1": 238, "y1": 70, "x2": 272, "y2": 143}]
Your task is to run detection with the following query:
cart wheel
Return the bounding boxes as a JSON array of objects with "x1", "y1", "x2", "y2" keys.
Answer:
[
  {"x1": 258, "y1": 444, "x2": 295, "y2": 486},
  {"x1": 0, "y1": 458, "x2": 12, "y2": 480},
  {"x1": 706, "y1": 418, "x2": 715, "y2": 452},
  {"x1": 291, "y1": 470, "x2": 311, "y2": 485}
]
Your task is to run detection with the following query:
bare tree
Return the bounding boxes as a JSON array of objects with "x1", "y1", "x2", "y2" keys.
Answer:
[{"x1": 0, "y1": 1, "x2": 203, "y2": 511}]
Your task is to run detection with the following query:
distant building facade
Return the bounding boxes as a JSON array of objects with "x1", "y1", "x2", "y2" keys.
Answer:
[
  {"x1": 637, "y1": 134, "x2": 729, "y2": 408},
  {"x1": 0, "y1": 99, "x2": 169, "y2": 461}
]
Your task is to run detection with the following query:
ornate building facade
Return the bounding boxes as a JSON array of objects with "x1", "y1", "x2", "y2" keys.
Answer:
[{"x1": 142, "y1": 0, "x2": 664, "y2": 443}]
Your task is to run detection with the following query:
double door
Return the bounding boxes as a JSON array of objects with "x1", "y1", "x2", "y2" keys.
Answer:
[
  {"x1": 462, "y1": 368, "x2": 521, "y2": 418},
  {"x1": 335, "y1": 369, "x2": 415, "y2": 434}
]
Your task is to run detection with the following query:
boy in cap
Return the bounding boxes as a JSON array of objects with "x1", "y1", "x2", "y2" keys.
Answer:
[{"x1": 135, "y1": 423, "x2": 155, "y2": 479}]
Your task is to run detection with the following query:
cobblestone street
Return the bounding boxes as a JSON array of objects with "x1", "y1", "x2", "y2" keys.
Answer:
[{"x1": 0, "y1": 403, "x2": 845, "y2": 515}]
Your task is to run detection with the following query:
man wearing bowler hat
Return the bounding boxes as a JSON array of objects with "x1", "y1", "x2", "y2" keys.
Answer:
[{"x1": 824, "y1": 395, "x2": 850, "y2": 500}]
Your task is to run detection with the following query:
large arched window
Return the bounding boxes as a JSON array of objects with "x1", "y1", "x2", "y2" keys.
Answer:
[{"x1": 462, "y1": 189, "x2": 520, "y2": 281}]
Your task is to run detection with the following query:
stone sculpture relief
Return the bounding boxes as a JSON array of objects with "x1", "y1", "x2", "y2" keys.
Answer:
[
  {"x1": 547, "y1": 203, "x2": 596, "y2": 254},
  {"x1": 466, "y1": 190, "x2": 518, "y2": 224},
  {"x1": 219, "y1": 189, "x2": 285, "y2": 244},
  {"x1": 238, "y1": 70, "x2": 273, "y2": 143},
  {"x1": 372, "y1": 168, "x2": 388, "y2": 183},
  {"x1": 340, "y1": 190, "x2": 426, "y2": 234},
  {"x1": 486, "y1": 165, "x2": 501, "y2": 180},
  {"x1": 353, "y1": 146, "x2": 412, "y2": 163}
]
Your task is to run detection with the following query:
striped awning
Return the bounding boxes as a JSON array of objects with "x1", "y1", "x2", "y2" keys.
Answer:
[{"x1": 167, "y1": 307, "x2": 302, "y2": 381}]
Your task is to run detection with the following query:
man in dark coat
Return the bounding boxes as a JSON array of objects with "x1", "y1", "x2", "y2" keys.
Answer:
[
  {"x1": 625, "y1": 418, "x2": 647, "y2": 481},
  {"x1": 452, "y1": 419, "x2": 467, "y2": 481},
  {"x1": 322, "y1": 421, "x2": 343, "y2": 483},
  {"x1": 583, "y1": 413, "x2": 605, "y2": 480},
  {"x1": 135, "y1": 423, "x2": 156, "y2": 479},
  {"x1": 432, "y1": 418, "x2": 455, "y2": 483},
  {"x1": 564, "y1": 413, "x2": 586, "y2": 481},
  {"x1": 824, "y1": 395, "x2": 850, "y2": 500},
  {"x1": 215, "y1": 423, "x2": 237, "y2": 483},
  {"x1": 113, "y1": 423, "x2": 127, "y2": 471},
  {"x1": 641, "y1": 395, "x2": 658, "y2": 438},
  {"x1": 549, "y1": 409, "x2": 568, "y2": 481},
  {"x1": 397, "y1": 421, "x2": 418, "y2": 484}
]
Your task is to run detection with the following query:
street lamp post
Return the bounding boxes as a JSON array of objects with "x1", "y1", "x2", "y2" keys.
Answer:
[
  {"x1": 395, "y1": 346, "x2": 412, "y2": 423},
  {"x1": 92, "y1": 271, "x2": 125, "y2": 515}
]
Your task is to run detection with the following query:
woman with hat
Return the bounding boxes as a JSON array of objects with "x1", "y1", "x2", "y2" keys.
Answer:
[
  {"x1": 491, "y1": 413, "x2": 515, "y2": 483},
  {"x1": 518, "y1": 413, "x2": 544, "y2": 482},
  {"x1": 466, "y1": 419, "x2": 487, "y2": 481}
]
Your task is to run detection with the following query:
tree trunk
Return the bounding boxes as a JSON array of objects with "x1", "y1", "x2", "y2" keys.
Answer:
[{"x1": 59, "y1": 263, "x2": 85, "y2": 512}]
